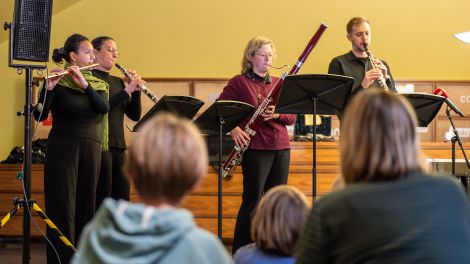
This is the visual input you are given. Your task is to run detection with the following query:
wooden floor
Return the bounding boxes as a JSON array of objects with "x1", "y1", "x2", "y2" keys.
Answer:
[
  {"x1": 0, "y1": 239, "x2": 46, "y2": 264},
  {"x1": 0, "y1": 239, "x2": 233, "y2": 263}
]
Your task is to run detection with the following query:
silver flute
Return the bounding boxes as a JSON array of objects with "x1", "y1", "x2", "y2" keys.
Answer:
[
  {"x1": 363, "y1": 44, "x2": 389, "y2": 92},
  {"x1": 115, "y1": 63, "x2": 159, "y2": 103}
]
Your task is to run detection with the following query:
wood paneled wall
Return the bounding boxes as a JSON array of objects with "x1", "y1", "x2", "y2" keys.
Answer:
[{"x1": 33, "y1": 78, "x2": 470, "y2": 143}]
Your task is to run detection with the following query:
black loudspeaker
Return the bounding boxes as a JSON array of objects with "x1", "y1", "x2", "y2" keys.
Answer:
[{"x1": 12, "y1": 0, "x2": 53, "y2": 62}]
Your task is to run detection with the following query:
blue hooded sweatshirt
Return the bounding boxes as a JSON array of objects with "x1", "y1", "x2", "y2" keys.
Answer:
[{"x1": 72, "y1": 199, "x2": 233, "y2": 264}]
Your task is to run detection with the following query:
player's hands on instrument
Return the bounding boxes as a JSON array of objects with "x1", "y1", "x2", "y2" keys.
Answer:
[
  {"x1": 230, "y1": 126, "x2": 251, "y2": 148},
  {"x1": 262, "y1": 105, "x2": 280, "y2": 121},
  {"x1": 123, "y1": 69, "x2": 137, "y2": 83},
  {"x1": 362, "y1": 68, "x2": 383, "y2": 89},
  {"x1": 125, "y1": 71, "x2": 144, "y2": 95},
  {"x1": 373, "y1": 59, "x2": 389, "y2": 79},
  {"x1": 67, "y1": 65, "x2": 88, "y2": 89},
  {"x1": 46, "y1": 68, "x2": 64, "y2": 90}
]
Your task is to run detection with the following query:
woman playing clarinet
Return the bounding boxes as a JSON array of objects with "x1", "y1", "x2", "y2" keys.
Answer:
[
  {"x1": 91, "y1": 36, "x2": 144, "y2": 210},
  {"x1": 218, "y1": 36, "x2": 296, "y2": 254}
]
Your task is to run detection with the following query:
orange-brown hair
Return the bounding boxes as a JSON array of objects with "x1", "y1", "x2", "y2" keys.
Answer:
[
  {"x1": 124, "y1": 113, "x2": 208, "y2": 205},
  {"x1": 251, "y1": 185, "x2": 309, "y2": 256},
  {"x1": 340, "y1": 89, "x2": 424, "y2": 183}
]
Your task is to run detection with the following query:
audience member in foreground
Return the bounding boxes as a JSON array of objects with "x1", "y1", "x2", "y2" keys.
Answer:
[
  {"x1": 72, "y1": 113, "x2": 233, "y2": 264},
  {"x1": 234, "y1": 185, "x2": 309, "y2": 264},
  {"x1": 295, "y1": 89, "x2": 470, "y2": 264}
]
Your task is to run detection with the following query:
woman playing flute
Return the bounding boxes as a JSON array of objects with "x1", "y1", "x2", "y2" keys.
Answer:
[{"x1": 34, "y1": 33, "x2": 109, "y2": 264}]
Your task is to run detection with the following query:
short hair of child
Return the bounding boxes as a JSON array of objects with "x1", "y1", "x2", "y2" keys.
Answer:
[
  {"x1": 124, "y1": 113, "x2": 208, "y2": 205},
  {"x1": 251, "y1": 185, "x2": 309, "y2": 255}
]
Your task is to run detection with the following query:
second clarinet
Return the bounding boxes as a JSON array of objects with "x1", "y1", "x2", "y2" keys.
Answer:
[{"x1": 115, "y1": 63, "x2": 159, "y2": 103}]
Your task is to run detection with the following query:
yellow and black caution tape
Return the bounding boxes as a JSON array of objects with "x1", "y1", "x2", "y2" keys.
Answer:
[
  {"x1": 0, "y1": 204, "x2": 20, "y2": 229},
  {"x1": 32, "y1": 203, "x2": 78, "y2": 255}
]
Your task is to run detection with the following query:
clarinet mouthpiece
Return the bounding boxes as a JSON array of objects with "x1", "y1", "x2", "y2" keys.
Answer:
[{"x1": 363, "y1": 43, "x2": 369, "y2": 52}]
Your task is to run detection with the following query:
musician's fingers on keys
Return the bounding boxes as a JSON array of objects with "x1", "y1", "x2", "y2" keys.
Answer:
[
  {"x1": 261, "y1": 105, "x2": 276, "y2": 120},
  {"x1": 374, "y1": 61, "x2": 389, "y2": 78},
  {"x1": 127, "y1": 80, "x2": 140, "y2": 92},
  {"x1": 265, "y1": 105, "x2": 275, "y2": 113},
  {"x1": 230, "y1": 127, "x2": 249, "y2": 147},
  {"x1": 233, "y1": 136, "x2": 244, "y2": 148},
  {"x1": 48, "y1": 68, "x2": 64, "y2": 79},
  {"x1": 237, "y1": 134, "x2": 248, "y2": 147},
  {"x1": 50, "y1": 68, "x2": 63, "y2": 74},
  {"x1": 46, "y1": 68, "x2": 64, "y2": 89},
  {"x1": 67, "y1": 66, "x2": 88, "y2": 89}
]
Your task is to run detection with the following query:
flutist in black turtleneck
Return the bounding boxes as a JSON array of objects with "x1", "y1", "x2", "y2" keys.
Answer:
[
  {"x1": 91, "y1": 36, "x2": 144, "y2": 208},
  {"x1": 35, "y1": 34, "x2": 110, "y2": 264}
]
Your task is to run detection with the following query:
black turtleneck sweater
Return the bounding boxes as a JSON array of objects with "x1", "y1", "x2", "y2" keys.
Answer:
[
  {"x1": 35, "y1": 83, "x2": 109, "y2": 142},
  {"x1": 92, "y1": 69, "x2": 142, "y2": 149}
]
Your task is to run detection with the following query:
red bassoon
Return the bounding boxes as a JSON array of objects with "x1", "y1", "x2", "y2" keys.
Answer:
[{"x1": 222, "y1": 23, "x2": 328, "y2": 179}]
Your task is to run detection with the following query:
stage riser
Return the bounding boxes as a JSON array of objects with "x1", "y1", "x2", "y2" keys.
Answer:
[{"x1": 0, "y1": 142, "x2": 466, "y2": 239}]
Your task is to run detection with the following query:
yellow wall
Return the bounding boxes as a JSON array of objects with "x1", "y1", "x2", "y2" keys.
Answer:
[{"x1": 1, "y1": 0, "x2": 470, "y2": 157}]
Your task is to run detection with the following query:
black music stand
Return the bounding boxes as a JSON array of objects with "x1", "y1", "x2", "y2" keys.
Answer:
[
  {"x1": 445, "y1": 106, "x2": 470, "y2": 178},
  {"x1": 402, "y1": 93, "x2": 470, "y2": 179},
  {"x1": 194, "y1": 100, "x2": 254, "y2": 240},
  {"x1": 132, "y1": 95, "x2": 204, "y2": 131},
  {"x1": 401, "y1": 93, "x2": 445, "y2": 127},
  {"x1": 276, "y1": 74, "x2": 354, "y2": 198}
]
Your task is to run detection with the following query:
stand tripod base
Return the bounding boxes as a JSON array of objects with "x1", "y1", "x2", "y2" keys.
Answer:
[{"x1": 0, "y1": 197, "x2": 78, "y2": 255}]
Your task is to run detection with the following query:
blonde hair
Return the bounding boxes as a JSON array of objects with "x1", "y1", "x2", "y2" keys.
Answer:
[
  {"x1": 251, "y1": 185, "x2": 309, "y2": 256},
  {"x1": 340, "y1": 90, "x2": 423, "y2": 183},
  {"x1": 241, "y1": 36, "x2": 276, "y2": 74},
  {"x1": 346, "y1": 16, "x2": 369, "y2": 34},
  {"x1": 124, "y1": 113, "x2": 208, "y2": 205}
]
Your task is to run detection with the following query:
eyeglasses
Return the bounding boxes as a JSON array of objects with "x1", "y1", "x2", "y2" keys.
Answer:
[
  {"x1": 254, "y1": 53, "x2": 273, "y2": 59},
  {"x1": 100, "y1": 46, "x2": 119, "y2": 55}
]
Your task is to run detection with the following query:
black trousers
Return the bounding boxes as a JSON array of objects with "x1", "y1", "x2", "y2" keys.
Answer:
[
  {"x1": 44, "y1": 138, "x2": 101, "y2": 264},
  {"x1": 232, "y1": 149, "x2": 290, "y2": 253},
  {"x1": 95, "y1": 150, "x2": 112, "y2": 209},
  {"x1": 96, "y1": 148, "x2": 130, "y2": 209}
]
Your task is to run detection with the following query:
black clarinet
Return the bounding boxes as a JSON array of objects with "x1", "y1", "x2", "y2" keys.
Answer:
[{"x1": 115, "y1": 63, "x2": 159, "y2": 103}]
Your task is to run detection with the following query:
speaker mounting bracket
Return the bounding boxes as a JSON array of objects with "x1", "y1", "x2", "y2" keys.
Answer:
[{"x1": 3, "y1": 22, "x2": 11, "y2": 30}]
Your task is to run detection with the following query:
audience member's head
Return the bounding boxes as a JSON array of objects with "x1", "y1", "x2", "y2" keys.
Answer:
[
  {"x1": 250, "y1": 185, "x2": 309, "y2": 256},
  {"x1": 124, "y1": 113, "x2": 208, "y2": 205},
  {"x1": 340, "y1": 89, "x2": 423, "y2": 184}
]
